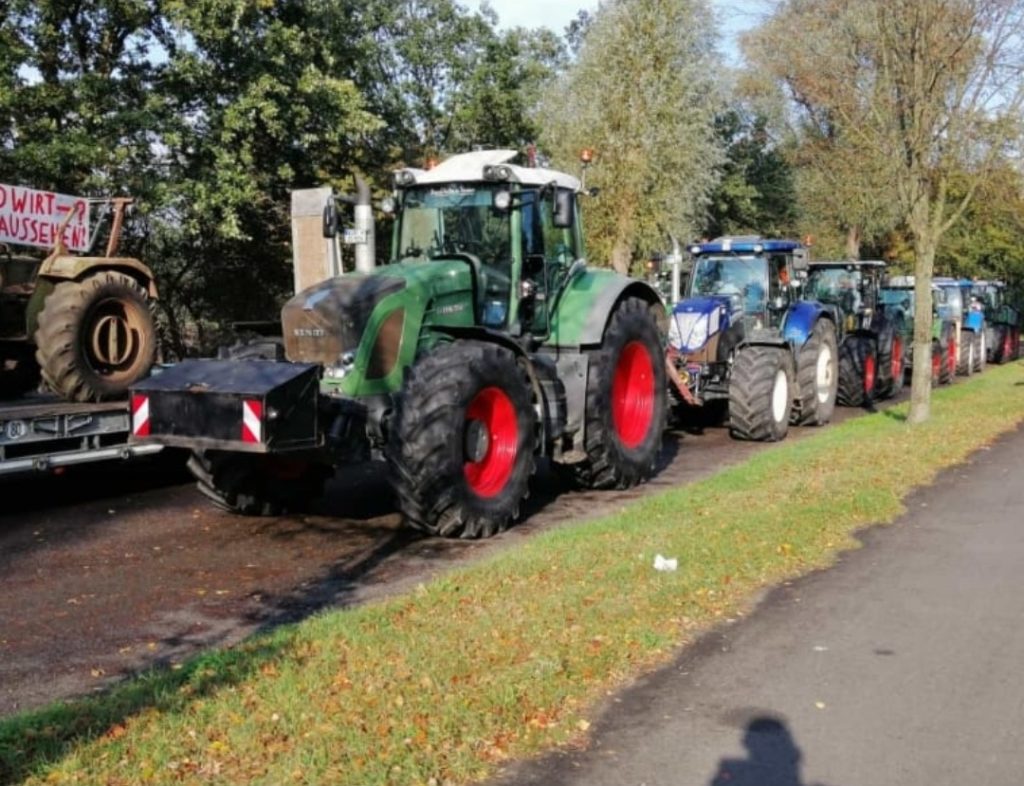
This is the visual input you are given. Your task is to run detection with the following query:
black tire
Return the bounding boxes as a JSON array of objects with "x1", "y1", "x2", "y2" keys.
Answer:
[
  {"x1": 938, "y1": 324, "x2": 955, "y2": 384},
  {"x1": 34, "y1": 271, "x2": 157, "y2": 401},
  {"x1": 837, "y1": 336, "x2": 877, "y2": 407},
  {"x1": 728, "y1": 345, "x2": 793, "y2": 441},
  {"x1": 876, "y1": 324, "x2": 906, "y2": 400},
  {"x1": 973, "y1": 330, "x2": 985, "y2": 373},
  {"x1": 567, "y1": 298, "x2": 667, "y2": 489},
  {"x1": 188, "y1": 450, "x2": 331, "y2": 516},
  {"x1": 791, "y1": 319, "x2": 838, "y2": 426},
  {"x1": 956, "y1": 330, "x2": 975, "y2": 376},
  {"x1": 388, "y1": 342, "x2": 536, "y2": 538}
]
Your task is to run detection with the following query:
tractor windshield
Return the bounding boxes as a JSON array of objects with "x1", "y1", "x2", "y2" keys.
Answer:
[
  {"x1": 396, "y1": 186, "x2": 510, "y2": 269},
  {"x1": 880, "y1": 287, "x2": 914, "y2": 317},
  {"x1": 806, "y1": 267, "x2": 864, "y2": 313},
  {"x1": 689, "y1": 256, "x2": 767, "y2": 312}
]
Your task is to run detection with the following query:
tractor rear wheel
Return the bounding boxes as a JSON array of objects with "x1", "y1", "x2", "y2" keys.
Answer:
[
  {"x1": 34, "y1": 271, "x2": 157, "y2": 401},
  {"x1": 569, "y1": 298, "x2": 666, "y2": 489},
  {"x1": 791, "y1": 319, "x2": 837, "y2": 426},
  {"x1": 957, "y1": 330, "x2": 975, "y2": 376},
  {"x1": 388, "y1": 342, "x2": 536, "y2": 538},
  {"x1": 973, "y1": 331, "x2": 985, "y2": 373},
  {"x1": 876, "y1": 325, "x2": 905, "y2": 400},
  {"x1": 938, "y1": 325, "x2": 955, "y2": 384},
  {"x1": 728, "y1": 345, "x2": 793, "y2": 441},
  {"x1": 188, "y1": 450, "x2": 331, "y2": 516},
  {"x1": 837, "y1": 336, "x2": 877, "y2": 407}
]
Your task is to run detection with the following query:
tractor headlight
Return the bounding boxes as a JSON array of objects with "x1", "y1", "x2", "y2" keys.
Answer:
[{"x1": 670, "y1": 311, "x2": 711, "y2": 352}]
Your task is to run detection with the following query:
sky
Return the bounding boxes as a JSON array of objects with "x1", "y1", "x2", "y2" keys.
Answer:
[{"x1": 466, "y1": 0, "x2": 768, "y2": 64}]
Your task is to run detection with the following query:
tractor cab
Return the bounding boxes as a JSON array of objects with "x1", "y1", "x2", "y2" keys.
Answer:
[
  {"x1": 805, "y1": 260, "x2": 887, "y2": 333},
  {"x1": 683, "y1": 237, "x2": 805, "y2": 331},
  {"x1": 387, "y1": 150, "x2": 582, "y2": 337}
]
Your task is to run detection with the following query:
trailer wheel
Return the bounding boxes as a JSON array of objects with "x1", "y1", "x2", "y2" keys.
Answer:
[
  {"x1": 566, "y1": 298, "x2": 666, "y2": 489},
  {"x1": 728, "y1": 345, "x2": 793, "y2": 442},
  {"x1": 837, "y1": 336, "x2": 877, "y2": 406},
  {"x1": 388, "y1": 342, "x2": 536, "y2": 538},
  {"x1": 791, "y1": 319, "x2": 837, "y2": 426},
  {"x1": 188, "y1": 450, "x2": 331, "y2": 516},
  {"x1": 34, "y1": 271, "x2": 156, "y2": 401}
]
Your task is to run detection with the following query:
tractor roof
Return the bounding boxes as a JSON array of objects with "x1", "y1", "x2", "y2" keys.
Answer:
[
  {"x1": 808, "y1": 260, "x2": 887, "y2": 269},
  {"x1": 688, "y1": 237, "x2": 803, "y2": 255},
  {"x1": 395, "y1": 150, "x2": 581, "y2": 192}
]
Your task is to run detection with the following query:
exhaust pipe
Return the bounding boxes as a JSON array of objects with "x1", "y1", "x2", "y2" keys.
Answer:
[{"x1": 352, "y1": 175, "x2": 375, "y2": 274}]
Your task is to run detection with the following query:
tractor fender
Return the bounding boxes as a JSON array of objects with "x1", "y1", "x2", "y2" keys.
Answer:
[
  {"x1": 38, "y1": 255, "x2": 158, "y2": 297},
  {"x1": 781, "y1": 301, "x2": 834, "y2": 349},
  {"x1": 548, "y1": 268, "x2": 664, "y2": 348},
  {"x1": 28, "y1": 255, "x2": 159, "y2": 339}
]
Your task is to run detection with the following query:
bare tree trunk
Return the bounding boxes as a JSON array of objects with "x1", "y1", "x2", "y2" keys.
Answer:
[
  {"x1": 845, "y1": 225, "x2": 861, "y2": 260},
  {"x1": 610, "y1": 235, "x2": 632, "y2": 275},
  {"x1": 907, "y1": 208, "x2": 936, "y2": 425}
]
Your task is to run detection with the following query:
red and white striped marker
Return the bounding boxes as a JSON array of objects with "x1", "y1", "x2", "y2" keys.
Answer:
[
  {"x1": 131, "y1": 394, "x2": 150, "y2": 437},
  {"x1": 241, "y1": 399, "x2": 263, "y2": 444}
]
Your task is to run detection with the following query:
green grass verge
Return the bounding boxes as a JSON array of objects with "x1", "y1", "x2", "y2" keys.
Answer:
[{"x1": 4, "y1": 362, "x2": 1024, "y2": 786}]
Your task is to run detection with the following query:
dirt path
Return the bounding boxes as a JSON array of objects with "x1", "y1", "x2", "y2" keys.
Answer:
[{"x1": 0, "y1": 403, "x2": 875, "y2": 717}]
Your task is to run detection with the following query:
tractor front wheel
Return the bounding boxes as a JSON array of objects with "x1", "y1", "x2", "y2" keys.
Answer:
[
  {"x1": 34, "y1": 271, "x2": 157, "y2": 401},
  {"x1": 728, "y1": 345, "x2": 793, "y2": 442},
  {"x1": 188, "y1": 450, "x2": 331, "y2": 516},
  {"x1": 792, "y1": 319, "x2": 838, "y2": 426},
  {"x1": 388, "y1": 342, "x2": 536, "y2": 538},
  {"x1": 569, "y1": 298, "x2": 666, "y2": 489}
]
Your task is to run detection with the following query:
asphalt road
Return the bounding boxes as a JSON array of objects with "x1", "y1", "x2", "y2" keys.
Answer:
[{"x1": 494, "y1": 422, "x2": 1024, "y2": 786}]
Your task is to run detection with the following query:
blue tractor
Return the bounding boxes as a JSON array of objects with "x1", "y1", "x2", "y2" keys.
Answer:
[
  {"x1": 971, "y1": 280, "x2": 1021, "y2": 364},
  {"x1": 934, "y1": 276, "x2": 985, "y2": 376},
  {"x1": 667, "y1": 237, "x2": 839, "y2": 442}
]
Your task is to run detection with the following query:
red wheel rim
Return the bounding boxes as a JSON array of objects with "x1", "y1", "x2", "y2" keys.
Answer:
[
  {"x1": 864, "y1": 352, "x2": 876, "y2": 395},
  {"x1": 612, "y1": 341, "x2": 655, "y2": 449},
  {"x1": 464, "y1": 387, "x2": 518, "y2": 498},
  {"x1": 948, "y1": 338, "x2": 957, "y2": 374},
  {"x1": 891, "y1": 337, "x2": 903, "y2": 379},
  {"x1": 932, "y1": 345, "x2": 941, "y2": 380},
  {"x1": 1004, "y1": 332, "x2": 1012, "y2": 359}
]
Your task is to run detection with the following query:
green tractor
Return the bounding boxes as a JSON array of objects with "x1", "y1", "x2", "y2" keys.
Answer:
[
  {"x1": 1, "y1": 197, "x2": 158, "y2": 401},
  {"x1": 132, "y1": 150, "x2": 667, "y2": 538},
  {"x1": 804, "y1": 260, "x2": 906, "y2": 406},
  {"x1": 879, "y1": 277, "x2": 957, "y2": 386}
]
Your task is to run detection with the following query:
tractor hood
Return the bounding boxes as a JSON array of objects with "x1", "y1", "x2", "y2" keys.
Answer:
[
  {"x1": 668, "y1": 296, "x2": 734, "y2": 353},
  {"x1": 281, "y1": 273, "x2": 407, "y2": 366}
]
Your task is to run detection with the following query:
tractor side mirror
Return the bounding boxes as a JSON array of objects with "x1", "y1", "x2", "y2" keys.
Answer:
[
  {"x1": 322, "y1": 200, "x2": 339, "y2": 238},
  {"x1": 553, "y1": 190, "x2": 574, "y2": 229},
  {"x1": 791, "y1": 249, "x2": 809, "y2": 273}
]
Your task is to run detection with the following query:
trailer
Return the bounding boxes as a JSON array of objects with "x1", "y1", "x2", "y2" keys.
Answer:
[{"x1": 0, "y1": 394, "x2": 162, "y2": 476}]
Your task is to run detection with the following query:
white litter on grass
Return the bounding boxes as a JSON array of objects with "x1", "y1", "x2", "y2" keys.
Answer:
[{"x1": 653, "y1": 554, "x2": 678, "y2": 572}]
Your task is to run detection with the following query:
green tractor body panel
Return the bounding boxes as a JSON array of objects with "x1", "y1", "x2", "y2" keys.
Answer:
[
  {"x1": 546, "y1": 269, "x2": 662, "y2": 348},
  {"x1": 280, "y1": 259, "x2": 477, "y2": 398}
]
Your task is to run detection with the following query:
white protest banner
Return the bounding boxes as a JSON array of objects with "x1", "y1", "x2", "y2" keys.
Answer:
[{"x1": 0, "y1": 184, "x2": 91, "y2": 252}]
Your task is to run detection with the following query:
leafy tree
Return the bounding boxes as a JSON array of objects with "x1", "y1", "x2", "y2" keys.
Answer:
[
  {"x1": 704, "y1": 109, "x2": 798, "y2": 239},
  {"x1": 745, "y1": 0, "x2": 1024, "y2": 423},
  {"x1": 538, "y1": 0, "x2": 723, "y2": 274}
]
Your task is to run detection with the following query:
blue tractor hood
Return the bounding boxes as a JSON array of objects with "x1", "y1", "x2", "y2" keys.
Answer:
[{"x1": 669, "y1": 296, "x2": 735, "y2": 353}]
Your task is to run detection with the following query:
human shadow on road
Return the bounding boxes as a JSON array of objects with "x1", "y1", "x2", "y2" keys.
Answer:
[{"x1": 709, "y1": 716, "x2": 831, "y2": 786}]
